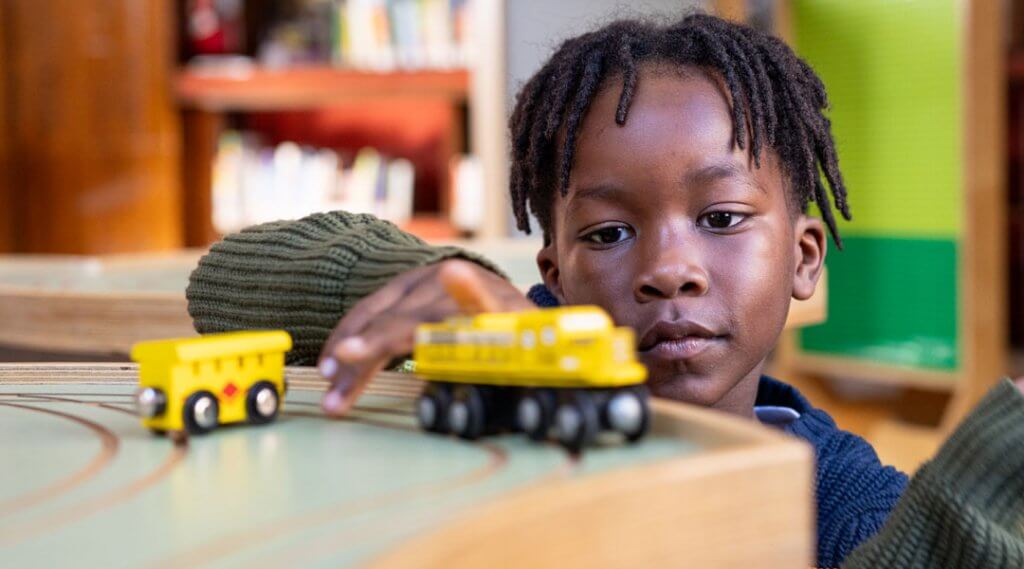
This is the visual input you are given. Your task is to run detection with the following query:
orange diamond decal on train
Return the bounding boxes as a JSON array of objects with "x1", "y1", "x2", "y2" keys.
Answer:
[{"x1": 222, "y1": 383, "x2": 238, "y2": 398}]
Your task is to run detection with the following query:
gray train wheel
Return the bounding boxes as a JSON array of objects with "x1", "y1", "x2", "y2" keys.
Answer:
[
  {"x1": 448, "y1": 385, "x2": 486, "y2": 440},
  {"x1": 555, "y1": 391, "x2": 599, "y2": 453},
  {"x1": 607, "y1": 385, "x2": 650, "y2": 442},
  {"x1": 416, "y1": 383, "x2": 453, "y2": 434},
  {"x1": 518, "y1": 388, "x2": 556, "y2": 441}
]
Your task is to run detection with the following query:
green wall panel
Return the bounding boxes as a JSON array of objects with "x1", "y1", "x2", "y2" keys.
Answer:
[
  {"x1": 793, "y1": 0, "x2": 964, "y2": 373},
  {"x1": 793, "y1": 0, "x2": 963, "y2": 239},
  {"x1": 800, "y1": 236, "x2": 958, "y2": 370}
]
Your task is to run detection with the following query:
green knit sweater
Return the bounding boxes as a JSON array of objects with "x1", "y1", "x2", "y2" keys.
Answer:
[
  {"x1": 186, "y1": 211, "x2": 501, "y2": 365},
  {"x1": 843, "y1": 379, "x2": 1024, "y2": 568},
  {"x1": 187, "y1": 210, "x2": 1024, "y2": 568}
]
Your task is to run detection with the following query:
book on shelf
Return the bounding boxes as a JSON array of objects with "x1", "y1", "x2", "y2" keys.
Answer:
[
  {"x1": 211, "y1": 132, "x2": 421, "y2": 234},
  {"x1": 331, "y1": 0, "x2": 470, "y2": 71},
  {"x1": 450, "y1": 154, "x2": 483, "y2": 232},
  {"x1": 217, "y1": 0, "x2": 472, "y2": 71}
]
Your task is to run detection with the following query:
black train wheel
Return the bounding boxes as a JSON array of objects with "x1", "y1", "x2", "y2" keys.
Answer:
[
  {"x1": 416, "y1": 383, "x2": 453, "y2": 434},
  {"x1": 247, "y1": 381, "x2": 281, "y2": 425},
  {"x1": 448, "y1": 385, "x2": 486, "y2": 440},
  {"x1": 182, "y1": 391, "x2": 219, "y2": 435},
  {"x1": 555, "y1": 390, "x2": 599, "y2": 453},
  {"x1": 517, "y1": 388, "x2": 557, "y2": 441},
  {"x1": 606, "y1": 385, "x2": 650, "y2": 442}
]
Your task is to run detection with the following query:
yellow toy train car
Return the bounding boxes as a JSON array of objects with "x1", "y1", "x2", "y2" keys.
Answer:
[
  {"x1": 413, "y1": 306, "x2": 650, "y2": 452},
  {"x1": 131, "y1": 331, "x2": 292, "y2": 436}
]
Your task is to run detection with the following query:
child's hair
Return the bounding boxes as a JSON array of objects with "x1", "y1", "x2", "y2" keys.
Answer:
[{"x1": 508, "y1": 13, "x2": 852, "y2": 247}]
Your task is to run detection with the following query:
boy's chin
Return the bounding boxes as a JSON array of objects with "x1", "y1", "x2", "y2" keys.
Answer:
[{"x1": 646, "y1": 370, "x2": 739, "y2": 409}]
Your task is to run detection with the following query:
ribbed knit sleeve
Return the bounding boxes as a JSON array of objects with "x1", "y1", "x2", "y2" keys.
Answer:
[
  {"x1": 186, "y1": 211, "x2": 505, "y2": 365},
  {"x1": 844, "y1": 379, "x2": 1024, "y2": 569}
]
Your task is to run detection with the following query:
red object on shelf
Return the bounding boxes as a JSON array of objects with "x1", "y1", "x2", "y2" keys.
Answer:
[
  {"x1": 175, "y1": 66, "x2": 470, "y2": 111},
  {"x1": 400, "y1": 216, "x2": 461, "y2": 241}
]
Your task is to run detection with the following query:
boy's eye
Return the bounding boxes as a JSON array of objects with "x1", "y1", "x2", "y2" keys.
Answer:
[
  {"x1": 583, "y1": 225, "x2": 633, "y2": 245},
  {"x1": 699, "y1": 211, "x2": 747, "y2": 229}
]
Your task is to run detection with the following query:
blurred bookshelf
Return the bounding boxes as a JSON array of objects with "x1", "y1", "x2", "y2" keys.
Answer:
[{"x1": 175, "y1": 0, "x2": 500, "y2": 245}]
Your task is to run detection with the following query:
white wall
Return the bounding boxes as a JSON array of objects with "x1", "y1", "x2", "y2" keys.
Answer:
[{"x1": 505, "y1": 0, "x2": 707, "y2": 109}]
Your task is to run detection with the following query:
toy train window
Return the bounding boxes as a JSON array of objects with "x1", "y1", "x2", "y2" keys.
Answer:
[
  {"x1": 521, "y1": 330, "x2": 536, "y2": 349},
  {"x1": 541, "y1": 327, "x2": 556, "y2": 346},
  {"x1": 417, "y1": 330, "x2": 514, "y2": 346},
  {"x1": 559, "y1": 312, "x2": 610, "y2": 332}
]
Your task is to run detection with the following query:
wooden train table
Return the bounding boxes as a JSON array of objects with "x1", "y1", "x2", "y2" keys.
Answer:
[{"x1": 0, "y1": 364, "x2": 813, "y2": 568}]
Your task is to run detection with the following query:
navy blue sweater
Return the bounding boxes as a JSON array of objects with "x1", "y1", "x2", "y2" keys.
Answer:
[
  {"x1": 757, "y1": 377, "x2": 908, "y2": 568},
  {"x1": 527, "y1": 285, "x2": 908, "y2": 568}
]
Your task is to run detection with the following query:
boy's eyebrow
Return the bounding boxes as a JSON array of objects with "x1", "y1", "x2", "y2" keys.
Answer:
[
  {"x1": 687, "y1": 162, "x2": 766, "y2": 194},
  {"x1": 566, "y1": 162, "x2": 767, "y2": 215},
  {"x1": 565, "y1": 184, "x2": 627, "y2": 216}
]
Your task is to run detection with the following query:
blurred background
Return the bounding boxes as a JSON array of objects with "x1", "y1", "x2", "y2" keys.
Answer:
[{"x1": 0, "y1": 0, "x2": 1020, "y2": 471}]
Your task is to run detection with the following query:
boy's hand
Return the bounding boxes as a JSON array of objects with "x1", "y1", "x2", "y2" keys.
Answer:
[
  {"x1": 316, "y1": 259, "x2": 534, "y2": 415},
  {"x1": 1016, "y1": 377, "x2": 1024, "y2": 394}
]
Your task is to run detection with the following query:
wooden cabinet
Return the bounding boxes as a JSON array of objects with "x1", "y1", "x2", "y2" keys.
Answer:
[
  {"x1": 0, "y1": 2, "x2": 496, "y2": 252},
  {"x1": 0, "y1": 0, "x2": 183, "y2": 254}
]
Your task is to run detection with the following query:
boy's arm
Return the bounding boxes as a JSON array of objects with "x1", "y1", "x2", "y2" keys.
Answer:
[
  {"x1": 843, "y1": 378, "x2": 1024, "y2": 569},
  {"x1": 186, "y1": 211, "x2": 505, "y2": 365}
]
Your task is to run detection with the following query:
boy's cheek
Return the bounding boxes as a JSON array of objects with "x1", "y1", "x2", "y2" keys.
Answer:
[{"x1": 559, "y1": 251, "x2": 631, "y2": 305}]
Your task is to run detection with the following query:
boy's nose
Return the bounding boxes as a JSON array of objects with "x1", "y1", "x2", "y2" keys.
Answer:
[{"x1": 633, "y1": 252, "x2": 709, "y2": 302}]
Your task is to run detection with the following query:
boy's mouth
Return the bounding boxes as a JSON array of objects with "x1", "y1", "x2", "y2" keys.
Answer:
[{"x1": 638, "y1": 320, "x2": 726, "y2": 360}]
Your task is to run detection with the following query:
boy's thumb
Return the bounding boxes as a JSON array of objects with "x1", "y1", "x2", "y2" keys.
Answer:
[{"x1": 439, "y1": 261, "x2": 502, "y2": 315}]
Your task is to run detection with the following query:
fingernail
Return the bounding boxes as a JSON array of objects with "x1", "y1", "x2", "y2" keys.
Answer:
[
  {"x1": 323, "y1": 390, "x2": 344, "y2": 414},
  {"x1": 318, "y1": 357, "x2": 338, "y2": 378},
  {"x1": 336, "y1": 337, "x2": 367, "y2": 360}
]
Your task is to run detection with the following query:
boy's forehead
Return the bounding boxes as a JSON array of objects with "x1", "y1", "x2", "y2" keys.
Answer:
[
  {"x1": 570, "y1": 73, "x2": 751, "y2": 184},
  {"x1": 547, "y1": 67, "x2": 790, "y2": 229},
  {"x1": 580, "y1": 74, "x2": 734, "y2": 161}
]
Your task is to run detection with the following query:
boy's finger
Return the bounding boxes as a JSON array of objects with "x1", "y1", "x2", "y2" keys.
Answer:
[
  {"x1": 320, "y1": 317, "x2": 418, "y2": 415},
  {"x1": 333, "y1": 264, "x2": 433, "y2": 337},
  {"x1": 321, "y1": 360, "x2": 385, "y2": 416},
  {"x1": 333, "y1": 317, "x2": 417, "y2": 365},
  {"x1": 438, "y1": 260, "x2": 503, "y2": 314},
  {"x1": 320, "y1": 265, "x2": 426, "y2": 355},
  {"x1": 317, "y1": 266, "x2": 433, "y2": 381}
]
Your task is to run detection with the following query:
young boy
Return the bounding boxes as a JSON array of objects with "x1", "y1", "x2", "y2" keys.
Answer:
[{"x1": 187, "y1": 14, "x2": 902, "y2": 567}]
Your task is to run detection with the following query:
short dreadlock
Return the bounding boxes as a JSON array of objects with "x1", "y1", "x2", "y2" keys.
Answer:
[{"x1": 508, "y1": 13, "x2": 851, "y2": 247}]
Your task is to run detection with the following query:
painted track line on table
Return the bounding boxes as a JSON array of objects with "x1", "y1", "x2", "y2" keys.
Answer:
[
  {"x1": 0, "y1": 402, "x2": 120, "y2": 522},
  {"x1": 0, "y1": 396, "x2": 186, "y2": 546}
]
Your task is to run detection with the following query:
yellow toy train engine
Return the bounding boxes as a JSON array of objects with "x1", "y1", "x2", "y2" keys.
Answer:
[
  {"x1": 413, "y1": 306, "x2": 650, "y2": 452},
  {"x1": 131, "y1": 330, "x2": 292, "y2": 436}
]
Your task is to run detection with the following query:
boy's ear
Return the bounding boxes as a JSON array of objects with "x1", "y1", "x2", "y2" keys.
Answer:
[
  {"x1": 536, "y1": 242, "x2": 566, "y2": 303},
  {"x1": 792, "y1": 215, "x2": 827, "y2": 301}
]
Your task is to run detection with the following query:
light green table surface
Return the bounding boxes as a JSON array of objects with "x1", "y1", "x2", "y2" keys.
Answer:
[{"x1": 0, "y1": 380, "x2": 696, "y2": 568}]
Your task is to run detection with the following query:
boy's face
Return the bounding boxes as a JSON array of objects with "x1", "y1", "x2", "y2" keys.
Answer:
[{"x1": 538, "y1": 65, "x2": 826, "y2": 416}]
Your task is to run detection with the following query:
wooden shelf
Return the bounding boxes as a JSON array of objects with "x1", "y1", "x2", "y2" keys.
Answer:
[{"x1": 175, "y1": 66, "x2": 470, "y2": 111}]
